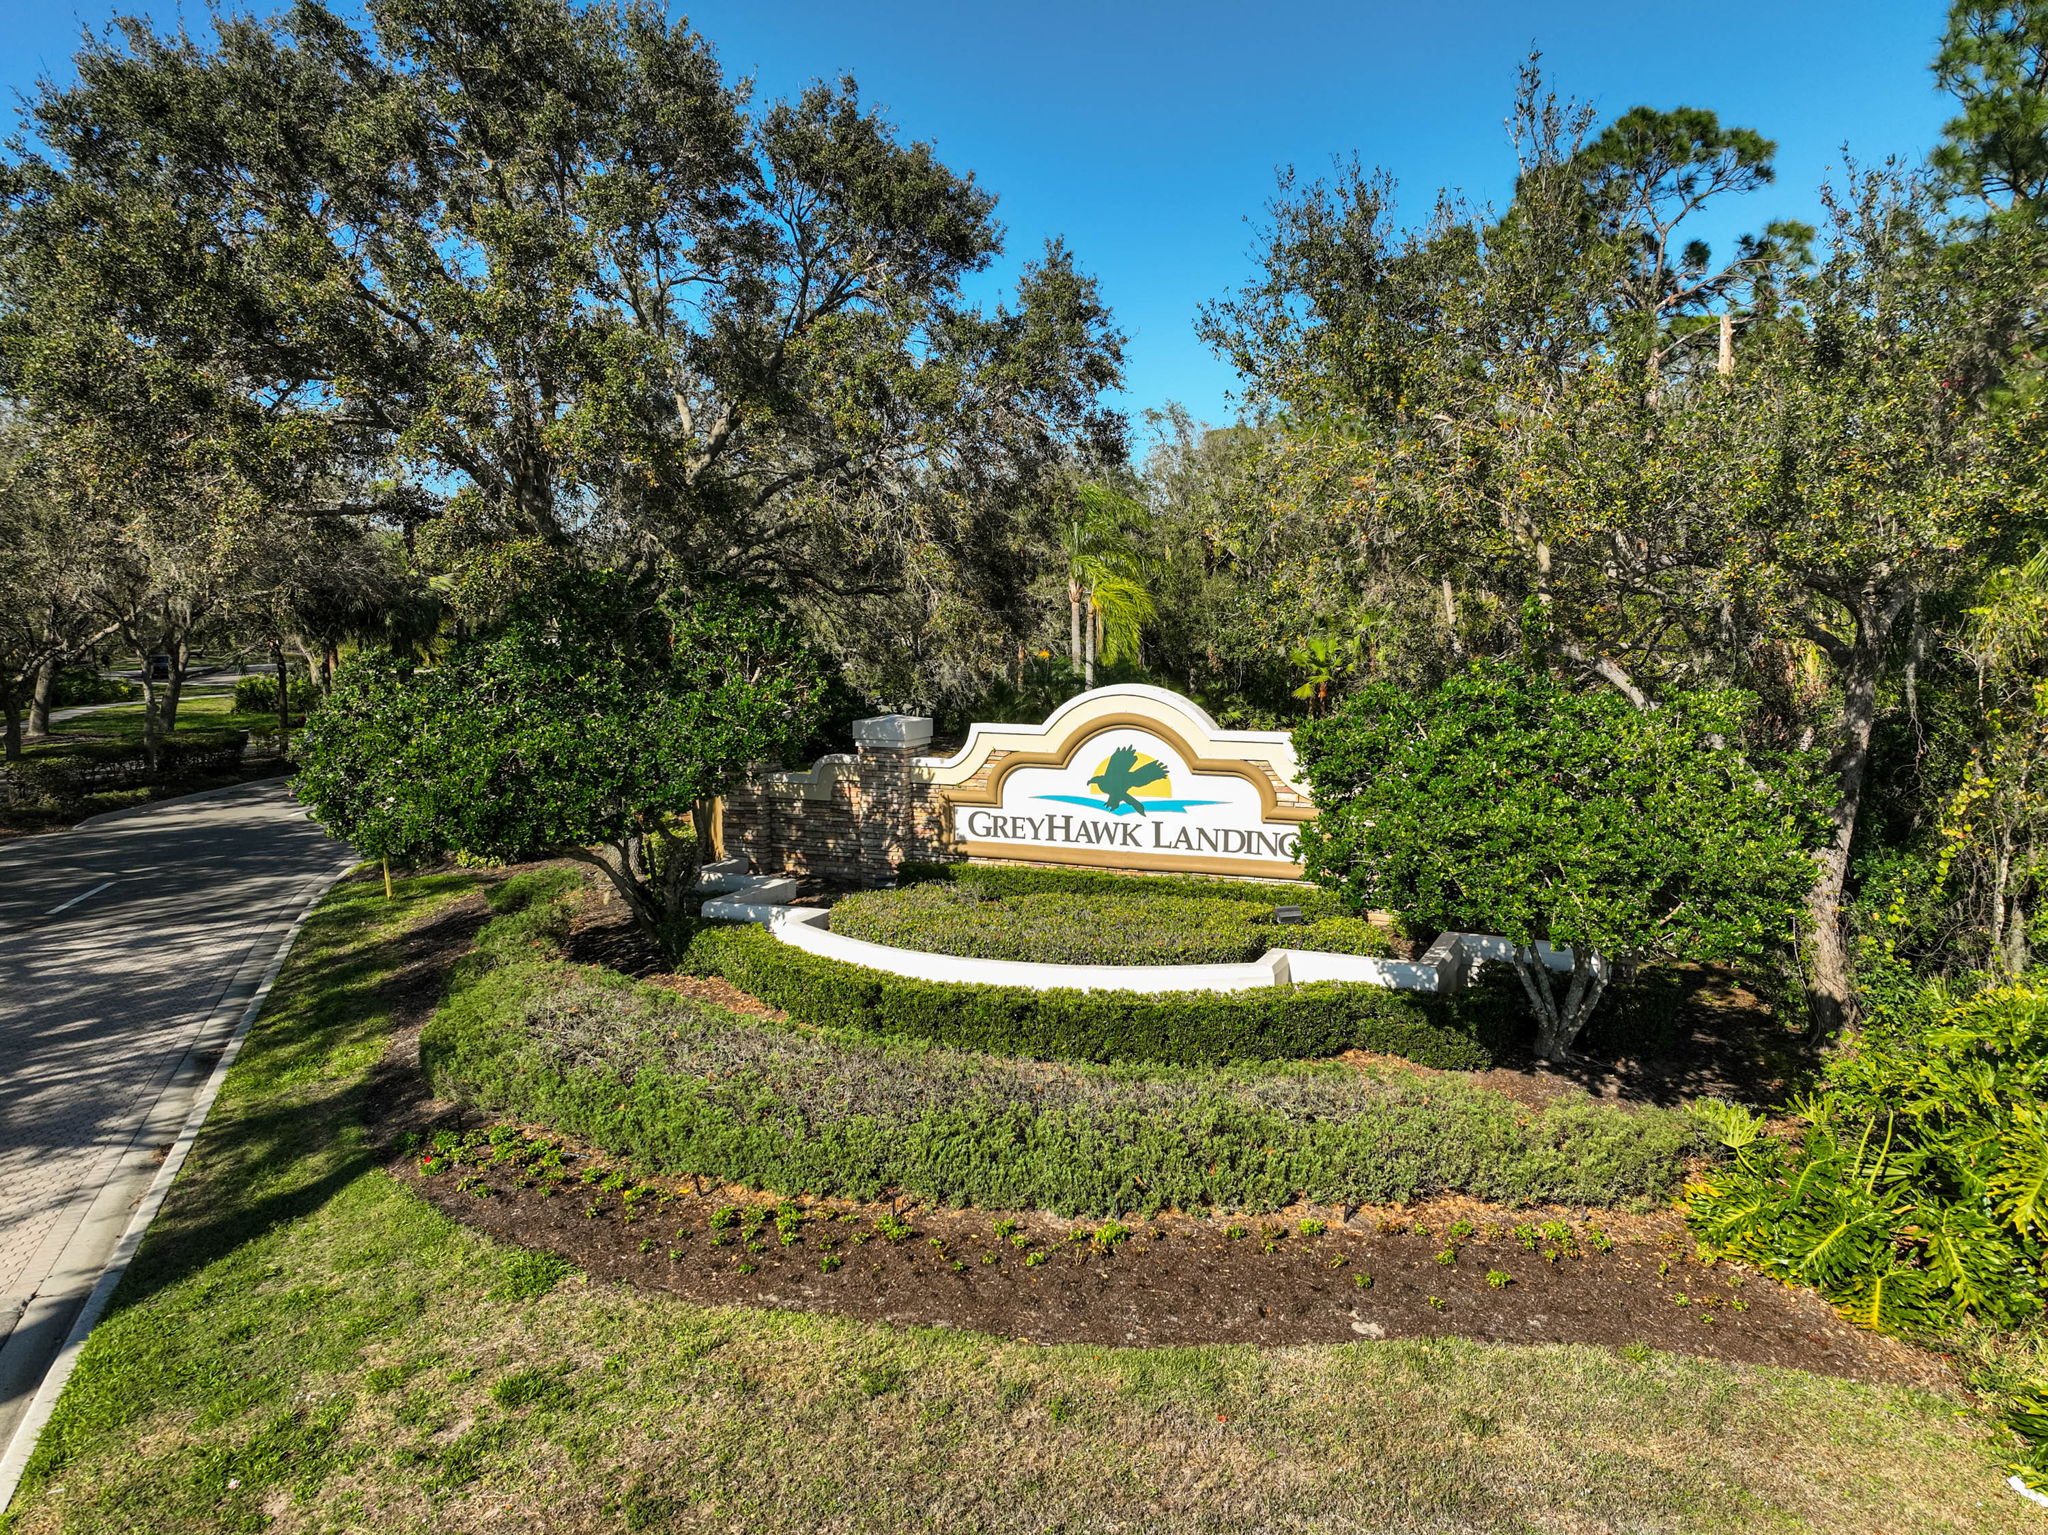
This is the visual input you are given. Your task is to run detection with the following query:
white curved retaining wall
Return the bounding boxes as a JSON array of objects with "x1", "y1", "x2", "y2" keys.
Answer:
[{"x1": 702, "y1": 870, "x2": 1581, "y2": 995}]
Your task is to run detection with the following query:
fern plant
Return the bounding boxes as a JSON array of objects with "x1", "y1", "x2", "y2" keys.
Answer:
[{"x1": 1684, "y1": 983, "x2": 2048, "y2": 1484}]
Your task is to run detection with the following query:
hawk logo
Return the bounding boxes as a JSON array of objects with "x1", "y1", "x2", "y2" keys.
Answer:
[{"x1": 1035, "y1": 744, "x2": 1223, "y2": 816}]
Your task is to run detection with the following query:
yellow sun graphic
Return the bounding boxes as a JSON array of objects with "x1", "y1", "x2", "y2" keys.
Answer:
[
  {"x1": 1089, "y1": 751, "x2": 1170, "y2": 797},
  {"x1": 1086, "y1": 748, "x2": 1172, "y2": 813}
]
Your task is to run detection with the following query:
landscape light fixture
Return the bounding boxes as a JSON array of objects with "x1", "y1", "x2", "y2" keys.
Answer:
[{"x1": 1272, "y1": 905, "x2": 1304, "y2": 925}]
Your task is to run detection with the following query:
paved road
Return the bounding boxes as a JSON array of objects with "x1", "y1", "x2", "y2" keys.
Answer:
[{"x1": 0, "y1": 782, "x2": 353, "y2": 1453}]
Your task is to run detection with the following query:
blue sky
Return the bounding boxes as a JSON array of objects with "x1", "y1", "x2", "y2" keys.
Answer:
[{"x1": 0, "y1": 0, "x2": 1963, "y2": 439}]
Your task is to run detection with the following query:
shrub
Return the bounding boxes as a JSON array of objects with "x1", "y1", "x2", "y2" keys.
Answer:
[
  {"x1": 896, "y1": 860, "x2": 1348, "y2": 917},
  {"x1": 1685, "y1": 981, "x2": 2048, "y2": 1487},
  {"x1": 49, "y1": 668, "x2": 136, "y2": 707},
  {"x1": 1294, "y1": 660, "x2": 1827, "y2": 1058},
  {"x1": 232, "y1": 673, "x2": 322, "y2": 715},
  {"x1": 5, "y1": 729, "x2": 248, "y2": 809},
  {"x1": 422, "y1": 953, "x2": 1698, "y2": 1218},
  {"x1": 1686, "y1": 983, "x2": 2047, "y2": 1333},
  {"x1": 829, "y1": 882, "x2": 1391, "y2": 966},
  {"x1": 685, "y1": 921, "x2": 1508, "y2": 1069}
]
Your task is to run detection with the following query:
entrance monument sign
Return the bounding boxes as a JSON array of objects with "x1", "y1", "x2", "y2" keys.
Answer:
[
  {"x1": 930, "y1": 689, "x2": 1311, "y2": 879},
  {"x1": 722, "y1": 684, "x2": 1316, "y2": 885}
]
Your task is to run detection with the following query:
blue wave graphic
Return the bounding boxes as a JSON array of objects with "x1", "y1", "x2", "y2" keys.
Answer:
[{"x1": 1033, "y1": 794, "x2": 1226, "y2": 816}]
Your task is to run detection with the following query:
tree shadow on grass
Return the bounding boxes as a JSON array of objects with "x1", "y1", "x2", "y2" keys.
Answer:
[{"x1": 92, "y1": 883, "x2": 490, "y2": 1327}]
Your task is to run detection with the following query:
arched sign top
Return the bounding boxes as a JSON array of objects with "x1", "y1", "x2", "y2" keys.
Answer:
[{"x1": 919, "y1": 686, "x2": 1312, "y2": 880}]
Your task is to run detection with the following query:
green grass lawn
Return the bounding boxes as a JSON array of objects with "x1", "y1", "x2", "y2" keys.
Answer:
[
  {"x1": 36, "y1": 692, "x2": 300, "y2": 752},
  {"x1": 1, "y1": 872, "x2": 2030, "y2": 1535}
]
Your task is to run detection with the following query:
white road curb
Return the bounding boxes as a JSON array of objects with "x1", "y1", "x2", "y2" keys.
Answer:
[{"x1": 0, "y1": 859, "x2": 358, "y2": 1514}]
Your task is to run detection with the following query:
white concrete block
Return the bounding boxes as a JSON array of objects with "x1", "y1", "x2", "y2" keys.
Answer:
[{"x1": 852, "y1": 714, "x2": 934, "y2": 751}]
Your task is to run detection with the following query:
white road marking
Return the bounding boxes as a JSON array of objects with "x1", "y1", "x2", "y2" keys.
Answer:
[{"x1": 46, "y1": 880, "x2": 114, "y2": 916}]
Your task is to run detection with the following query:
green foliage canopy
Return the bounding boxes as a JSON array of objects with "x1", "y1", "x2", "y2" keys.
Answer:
[
  {"x1": 1294, "y1": 661, "x2": 1831, "y2": 1056},
  {"x1": 294, "y1": 573, "x2": 820, "y2": 937}
]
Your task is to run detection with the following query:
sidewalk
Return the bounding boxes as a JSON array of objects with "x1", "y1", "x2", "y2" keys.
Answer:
[{"x1": 0, "y1": 781, "x2": 352, "y2": 1457}]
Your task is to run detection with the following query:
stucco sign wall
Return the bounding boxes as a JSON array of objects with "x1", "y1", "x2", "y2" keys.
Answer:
[
  {"x1": 927, "y1": 686, "x2": 1313, "y2": 880},
  {"x1": 722, "y1": 683, "x2": 1317, "y2": 884}
]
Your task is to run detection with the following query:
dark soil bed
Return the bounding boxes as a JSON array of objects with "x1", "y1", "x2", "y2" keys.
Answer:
[{"x1": 361, "y1": 878, "x2": 1944, "y2": 1391}]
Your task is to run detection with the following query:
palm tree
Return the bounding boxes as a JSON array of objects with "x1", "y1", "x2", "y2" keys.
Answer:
[
  {"x1": 1060, "y1": 482, "x2": 1151, "y2": 688},
  {"x1": 1289, "y1": 621, "x2": 1373, "y2": 715}
]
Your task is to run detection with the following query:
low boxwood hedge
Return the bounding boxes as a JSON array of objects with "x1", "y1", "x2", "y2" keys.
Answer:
[
  {"x1": 828, "y1": 881, "x2": 1394, "y2": 967},
  {"x1": 685, "y1": 921, "x2": 1507, "y2": 1068},
  {"x1": 422, "y1": 936, "x2": 1699, "y2": 1217},
  {"x1": 896, "y1": 859, "x2": 1348, "y2": 915}
]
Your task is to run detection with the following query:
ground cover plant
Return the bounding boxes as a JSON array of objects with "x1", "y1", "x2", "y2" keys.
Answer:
[
  {"x1": 402, "y1": 1117, "x2": 1933, "y2": 1366},
  {"x1": 1686, "y1": 980, "x2": 2048, "y2": 1487},
  {"x1": 424, "y1": 934, "x2": 1696, "y2": 1216},
  {"x1": 687, "y1": 921, "x2": 1504, "y2": 1068},
  {"x1": 3, "y1": 870, "x2": 2034, "y2": 1535},
  {"x1": 829, "y1": 879, "x2": 1394, "y2": 966}
]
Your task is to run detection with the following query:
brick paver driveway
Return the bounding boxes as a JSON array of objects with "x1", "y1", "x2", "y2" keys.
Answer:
[{"x1": 0, "y1": 781, "x2": 352, "y2": 1453}]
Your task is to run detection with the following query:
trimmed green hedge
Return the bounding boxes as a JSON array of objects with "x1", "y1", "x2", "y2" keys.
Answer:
[
  {"x1": 232, "y1": 673, "x2": 323, "y2": 714},
  {"x1": 422, "y1": 951, "x2": 1699, "y2": 1217},
  {"x1": 829, "y1": 881, "x2": 1394, "y2": 967},
  {"x1": 896, "y1": 859, "x2": 1347, "y2": 915},
  {"x1": 49, "y1": 668, "x2": 137, "y2": 708},
  {"x1": 685, "y1": 921, "x2": 1508, "y2": 1069},
  {"x1": 22, "y1": 727, "x2": 247, "y2": 767}
]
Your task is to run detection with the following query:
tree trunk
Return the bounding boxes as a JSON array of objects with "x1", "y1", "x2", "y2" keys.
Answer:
[
  {"x1": 1804, "y1": 594, "x2": 1907, "y2": 1036},
  {"x1": 563, "y1": 843, "x2": 665, "y2": 937},
  {"x1": 1068, "y1": 578, "x2": 1084, "y2": 684},
  {"x1": 1991, "y1": 843, "x2": 2012, "y2": 976},
  {"x1": 26, "y1": 655, "x2": 59, "y2": 740},
  {"x1": 1441, "y1": 578, "x2": 1463, "y2": 656},
  {"x1": 162, "y1": 638, "x2": 188, "y2": 733},
  {"x1": 2004, "y1": 884, "x2": 2032, "y2": 975},
  {"x1": 1510, "y1": 944, "x2": 1610, "y2": 1060},
  {"x1": 272, "y1": 637, "x2": 290, "y2": 757},
  {"x1": 134, "y1": 646, "x2": 162, "y2": 771},
  {"x1": 691, "y1": 798, "x2": 724, "y2": 863},
  {"x1": 1, "y1": 690, "x2": 21, "y2": 762},
  {"x1": 1083, "y1": 591, "x2": 1097, "y2": 688}
]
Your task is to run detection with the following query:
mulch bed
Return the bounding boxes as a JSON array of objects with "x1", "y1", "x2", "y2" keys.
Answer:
[{"x1": 360, "y1": 873, "x2": 1948, "y2": 1392}]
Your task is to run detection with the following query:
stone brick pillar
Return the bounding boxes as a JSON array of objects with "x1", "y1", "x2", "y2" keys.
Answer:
[{"x1": 852, "y1": 713, "x2": 934, "y2": 886}]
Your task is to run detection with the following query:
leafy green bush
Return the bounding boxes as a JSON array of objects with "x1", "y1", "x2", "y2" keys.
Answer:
[
  {"x1": 1685, "y1": 982, "x2": 2048, "y2": 1486},
  {"x1": 23, "y1": 727, "x2": 247, "y2": 767},
  {"x1": 422, "y1": 951, "x2": 1698, "y2": 1218},
  {"x1": 829, "y1": 882, "x2": 1393, "y2": 966},
  {"x1": 232, "y1": 674, "x2": 322, "y2": 714},
  {"x1": 49, "y1": 668, "x2": 136, "y2": 707},
  {"x1": 1294, "y1": 660, "x2": 1826, "y2": 1058},
  {"x1": 685, "y1": 921, "x2": 1505, "y2": 1068},
  {"x1": 6, "y1": 730, "x2": 249, "y2": 810}
]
